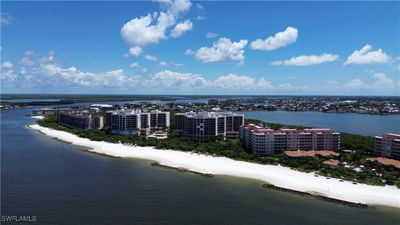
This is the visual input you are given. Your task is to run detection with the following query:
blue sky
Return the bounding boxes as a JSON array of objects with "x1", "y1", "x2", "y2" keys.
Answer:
[{"x1": 1, "y1": 0, "x2": 399, "y2": 95}]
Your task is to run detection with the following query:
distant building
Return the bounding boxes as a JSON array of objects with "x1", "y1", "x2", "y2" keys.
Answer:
[
  {"x1": 240, "y1": 124, "x2": 340, "y2": 155},
  {"x1": 32, "y1": 108, "x2": 69, "y2": 116},
  {"x1": 105, "y1": 110, "x2": 113, "y2": 128},
  {"x1": 58, "y1": 111, "x2": 104, "y2": 130},
  {"x1": 173, "y1": 111, "x2": 244, "y2": 142},
  {"x1": 375, "y1": 133, "x2": 400, "y2": 159},
  {"x1": 322, "y1": 159, "x2": 340, "y2": 169},
  {"x1": 109, "y1": 109, "x2": 170, "y2": 135},
  {"x1": 93, "y1": 116, "x2": 104, "y2": 130}
]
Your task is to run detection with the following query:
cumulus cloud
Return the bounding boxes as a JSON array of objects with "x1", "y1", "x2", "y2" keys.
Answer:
[
  {"x1": 149, "y1": 71, "x2": 273, "y2": 90},
  {"x1": 150, "y1": 70, "x2": 207, "y2": 89},
  {"x1": 2, "y1": 52, "x2": 276, "y2": 92},
  {"x1": 1, "y1": 61, "x2": 14, "y2": 69},
  {"x1": 210, "y1": 74, "x2": 272, "y2": 90},
  {"x1": 251, "y1": 27, "x2": 298, "y2": 51},
  {"x1": 121, "y1": 0, "x2": 192, "y2": 52},
  {"x1": 371, "y1": 72, "x2": 394, "y2": 88},
  {"x1": 129, "y1": 46, "x2": 143, "y2": 57},
  {"x1": 4, "y1": 51, "x2": 397, "y2": 94},
  {"x1": 144, "y1": 55, "x2": 158, "y2": 61},
  {"x1": 271, "y1": 54, "x2": 339, "y2": 66},
  {"x1": 171, "y1": 20, "x2": 192, "y2": 38},
  {"x1": 343, "y1": 79, "x2": 368, "y2": 90},
  {"x1": 342, "y1": 72, "x2": 396, "y2": 91},
  {"x1": 191, "y1": 37, "x2": 248, "y2": 64},
  {"x1": 344, "y1": 45, "x2": 392, "y2": 65}
]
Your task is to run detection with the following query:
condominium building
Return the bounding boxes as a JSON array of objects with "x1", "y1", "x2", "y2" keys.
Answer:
[
  {"x1": 109, "y1": 109, "x2": 170, "y2": 135},
  {"x1": 58, "y1": 111, "x2": 103, "y2": 130},
  {"x1": 173, "y1": 111, "x2": 244, "y2": 142},
  {"x1": 240, "y1": 124, "x2": 340, "y2": 155},
  {"x1": 375, "y1": 133, "x2": 400, "y2": 159}
]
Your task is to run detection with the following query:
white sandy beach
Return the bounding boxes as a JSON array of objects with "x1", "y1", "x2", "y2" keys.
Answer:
[{"x1": 28, "y1": 123, "x2": 400, "y2": 208}]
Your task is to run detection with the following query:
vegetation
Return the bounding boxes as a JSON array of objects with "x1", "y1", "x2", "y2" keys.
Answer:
[{"x1": 37, "y1": 116, "x2": 399, "y2": 188}]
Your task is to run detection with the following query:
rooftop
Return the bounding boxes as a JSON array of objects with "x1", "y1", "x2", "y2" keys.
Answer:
[
  {"x1": 323, "y1": 159, "x2": 340, "y2": 167},
  {"x1": 367, "y1": 157, "x2": 400, "y2": 169},
  {"x1": 284, "y1": 150, "x2": 339, "y2": 158},
  {"x1": 243, "y1": 124, "x2": 338, "y2": 135},
  {"x1": 176, "y1": 111, "x2": 244, "y2": 119}
]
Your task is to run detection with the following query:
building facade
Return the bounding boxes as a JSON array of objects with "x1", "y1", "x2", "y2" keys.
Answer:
[
  {"x1": 58, "y1": 111, "x2": 103, "y2": 130},
  {"x1": 375, "y1": 133, "x2": 400, "y2": 159},
  {"x1": 240, "y1": 124, "x2": 340, "y2": 155},
  {"x1": 109, "y1": 110, "x2": 170, "y2": 135},
  {"x1": 173, "y1": 111, "x2": 244, "y2": 142}
]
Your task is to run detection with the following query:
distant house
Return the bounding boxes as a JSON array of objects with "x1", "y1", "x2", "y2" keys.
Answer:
[{"x1": 323, "y1": 159, "x2": 340, "y2": 169}]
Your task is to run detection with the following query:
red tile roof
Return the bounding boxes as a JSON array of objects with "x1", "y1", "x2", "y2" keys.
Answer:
[
  {"x1": 284, "y1": 150, "x2": 339, "y2": 157},
  {"x1": 323, "y1": 159, "x2": 340, "y2": 166},
  {"x1": 367, "y1": 157, "x2": 400, "y2": 169}
]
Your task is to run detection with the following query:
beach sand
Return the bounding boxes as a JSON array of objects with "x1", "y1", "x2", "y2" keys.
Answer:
[{"x1": 28, "y1": 124, "x2": 400, "y2": 208}]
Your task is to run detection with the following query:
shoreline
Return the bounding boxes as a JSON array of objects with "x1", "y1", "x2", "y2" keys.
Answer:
[{"x1": 27, "y1": 123, "x2": 400, "y2": 209}]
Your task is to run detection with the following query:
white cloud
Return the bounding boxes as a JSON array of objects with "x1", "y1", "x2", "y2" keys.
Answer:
[
  {"x1": 250, "y1": 26, "x2": 298, "y2": 51},
  {"x1": 185, "y1": 49, "x2": 195, "y2": 55},
  {"x1": 210, "y1": 74, "x2": 272, "y2": 90},
  {"x1": 149, "y1": 71, "x2": 272, "y2": 90},
  {"x1": 121, "y1": 0, "x2": 192, "y2": 48},
  {"x1": 1, "y1": 61, "x2": 14, "y2": 69},
  {"x1": 344, "y1": 79, "x2": 368, "y2": 90},
  {"x1": 159, "y1": 61, "x2": 168, "y2": 67},
  {"x1": 2, "y1": 52, "x2": 276, "y2": 92},
  {"x1": 20, "y1": 50, "x2": 35, "y2": 65},
  {"x1": 4, "y1": 51, "x2": 397, "y2": 94},
  {"x1": 206, "y1": 32, "x2": 218, "y2": 38},
  {"x1": 144, "y1": 55, "x2": 158, "y2": 61},
  {"x1": 39, "y1": 51, "x2": 56, "y2": 63},
  {"x1": 271, "y1": 54, "x2": 339, "y2": 66},
  {"x1": 341, "y1": 72, "x2": 396, "y2": 92},
  {"x1": 371, "y1": 72, "x2": 394, "y2": 88},
  {"x1": 196, "y1": 16, "x2": 206, "y2": 21},
  {"x1": 150, "y1": 70, "x2": 207, "y2": 89},
  {"x1": 344, "y1": 45, "x2": 392, "y2": 65},
  {"x1": 129, "y1": 46, "x2": 143, "y2": 57},
  {"x1": 129, "y1": 62, "x2": 140, "y2": 68},
  {"x1": 171, "y1": 20, "x2": 192, "y2": 38},
  {"x1": 0, "y1": 12, "x2": 13, "y2": 25},
  {"x1": 192, "y1": 37, "x2": 248, "y2": 64}
]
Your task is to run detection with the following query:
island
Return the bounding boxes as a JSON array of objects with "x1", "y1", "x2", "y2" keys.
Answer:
[{"x1": 27, "y1": 106, "x2": 400, "y2": 209}]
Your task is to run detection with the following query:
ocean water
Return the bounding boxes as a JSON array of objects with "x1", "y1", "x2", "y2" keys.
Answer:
[{"x1": 1, "y1": 108, "x2": 399, "y2": 225}]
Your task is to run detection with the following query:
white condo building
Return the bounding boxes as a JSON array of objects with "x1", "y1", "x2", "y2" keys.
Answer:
[{"x1": 106, "y1": 110, "x2": 170, "y2": 135}]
